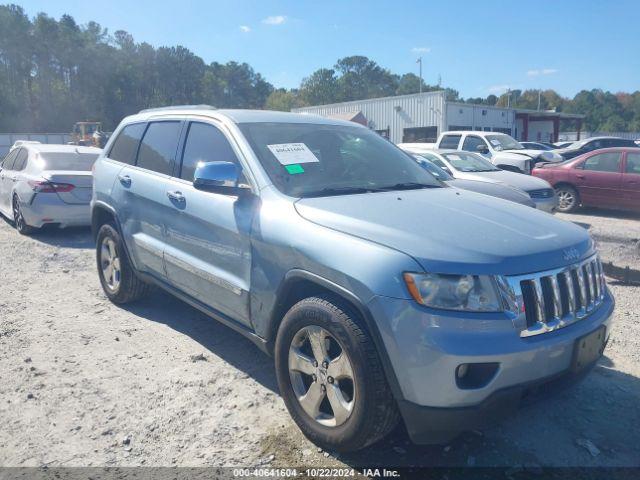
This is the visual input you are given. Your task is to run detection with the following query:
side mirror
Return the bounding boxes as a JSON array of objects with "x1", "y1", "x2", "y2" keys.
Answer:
[
  {"x1": 476, "y1": 144, "x2": 489, "y2": 154},
  {"x1": 193, "y1": 161, "x2": 249, "y2": 195}
]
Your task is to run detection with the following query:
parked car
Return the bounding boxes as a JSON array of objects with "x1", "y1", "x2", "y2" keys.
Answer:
[
  {"x1": 410, "y1": 154, "x2": 536, "y2": 208},
  {"x1": 520, "y1": 141, "x2": 554, "y2": 150},
  {"x1": 429, "y1": 131, "x2": 563, "y2": 174},
  {"x1": 554, "y1": 136, "x2": 639, "y2": 161},
  {"x1": 0, "y1": 144, "x2": 100, "y2": 234},
  {"x1": 400, "y1": 146, "x2": 557, "y2": 212},
  {"x1": 92, "y1": 106, "x2": 613, "y2": 452},
  {"x1": 554, "y1": 141, "x2": 575, "y2": 149},
  {"x1": 532, "y1": 147, "x2": 640, "y2": 213},
  {"x1": 9, "y1": 140, "x2": 41, "y2": 152}
]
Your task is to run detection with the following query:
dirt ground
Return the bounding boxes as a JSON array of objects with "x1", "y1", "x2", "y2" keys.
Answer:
[{"x1": 0, "y1": 208, "x2": 639, "y2": 470}]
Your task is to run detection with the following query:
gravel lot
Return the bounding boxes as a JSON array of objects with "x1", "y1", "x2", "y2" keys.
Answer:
[{"x1": 0, "y1": 208, "x2": 638, "y2": 470}]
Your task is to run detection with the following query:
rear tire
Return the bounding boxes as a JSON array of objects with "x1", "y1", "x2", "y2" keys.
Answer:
[
  {"x1": 13, "y1": 195, "x2": 36, "y2": 235},
  {"x1": 96, "y1": 223, "x2": 150, "y2": 303},
  {"x1": 555, "y1": 185, "x2": 580, "y2": 213},
  {"x1": 275, "y1": 294, "x2": 399, "y2": 452}
]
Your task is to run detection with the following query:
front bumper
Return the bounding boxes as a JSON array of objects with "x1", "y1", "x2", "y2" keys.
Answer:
[
  {"x1": 367, "y1": 289, "x2": 614, "y2": 443},
  {"x1": 21, "y1": 195, "x2": 91, "y2": 228}
]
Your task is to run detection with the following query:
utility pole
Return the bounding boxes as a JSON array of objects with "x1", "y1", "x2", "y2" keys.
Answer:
[
  {"x1": 537, "y1": 89, "x2": 542, "y2": 111},
  {"x1": 507, "y1": 88, "x2": 511, "y2": 108},
  {"x1": 417, "y1": 57, "x2": 423, "y2": 94}
]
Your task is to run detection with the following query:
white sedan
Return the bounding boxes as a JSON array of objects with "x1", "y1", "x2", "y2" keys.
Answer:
[{"x1": 0, "y1": 144, "x2": 100, "y2": 234}]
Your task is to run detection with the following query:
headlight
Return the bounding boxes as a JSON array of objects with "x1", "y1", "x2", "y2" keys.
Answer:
[{"x1": 403, "y1": 272, "x2": 502, "y2": 312}]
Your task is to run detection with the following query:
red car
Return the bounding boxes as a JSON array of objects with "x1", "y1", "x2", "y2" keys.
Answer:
[{"x1": 532, "y1": 147, "x2": 640, "y2": 213}]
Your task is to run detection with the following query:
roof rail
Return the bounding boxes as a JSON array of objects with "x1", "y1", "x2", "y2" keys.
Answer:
[{"x1": 138, "y1": 104, "x2": 217, "y2": 114}]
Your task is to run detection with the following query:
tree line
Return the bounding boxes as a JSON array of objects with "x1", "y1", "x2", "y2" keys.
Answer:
[{"x1": 1, "y1": 4, "x2": 639, "y2": 134}]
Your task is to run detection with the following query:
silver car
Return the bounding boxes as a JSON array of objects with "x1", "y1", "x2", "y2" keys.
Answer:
[
  {"x1": 403, "y1": 147, "x2": 557, "y2": 213},
  {"x1": 0, "y1": 144, "x2": 100, "y2": 234},
  {"x1": 412, "y1": 154, "x2": 536, "y2": 208}
]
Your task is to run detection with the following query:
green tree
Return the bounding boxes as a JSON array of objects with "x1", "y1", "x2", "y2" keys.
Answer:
[
  {"x1": 265, "y1": 89, "x2": 305, "y2": 111},
  {"x1": 299, "y1": 68, "x2": 339, "y2": 105}
]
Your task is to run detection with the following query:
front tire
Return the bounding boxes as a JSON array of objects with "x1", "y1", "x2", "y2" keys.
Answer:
[
  {"x1": 96, "y1": 223, "x2": 150, "y2": 303},
  {"x1": 13, "y1": 195, "x2": 36, "y2": 235},
  {"x1": 555, "y1": 185, "x2": 579, "y2": 212},
  {"x1": 275, "y1": 295, "x2": 399, "y2": 452}
]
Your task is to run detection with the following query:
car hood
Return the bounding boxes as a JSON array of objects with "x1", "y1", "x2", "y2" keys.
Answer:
[
  {"x1": 294, "y1": 187, "x2": 593, "y2": 276},
  {"x1": 445, "y1": 179, "x2": 535, "y2": 207},
  {"x1": 454, "y1": 170, "x2": 552, "y2": 192}
]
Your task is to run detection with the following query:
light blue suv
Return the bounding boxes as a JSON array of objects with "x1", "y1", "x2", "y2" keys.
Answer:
[{"x1": 91, "y1": 106, "x2": 614, "y2": 452}]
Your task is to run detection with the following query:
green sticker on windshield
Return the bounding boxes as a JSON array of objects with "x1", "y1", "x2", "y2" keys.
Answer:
[{"x1": 285, "y1": 164, "x2": 305, "y2": 175}]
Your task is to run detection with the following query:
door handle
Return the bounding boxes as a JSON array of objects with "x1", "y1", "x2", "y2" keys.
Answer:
[
  {"x1": 166, "y1": 190, "x2": 185, "y2": 202},
  {"x1": 576, "y1": 174, "x2": 585, "y2": 179},
  {"x1": 118, "y1": 174, "x2": 131, "y2": 187}
]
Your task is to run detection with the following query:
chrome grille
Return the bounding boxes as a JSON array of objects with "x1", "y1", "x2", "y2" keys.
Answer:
[{"x1": 502, "y1": 255, "x2": 606, "y2": 337}]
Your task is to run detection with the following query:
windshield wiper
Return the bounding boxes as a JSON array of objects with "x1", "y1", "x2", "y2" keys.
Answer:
[
  {"x1": 302, "y1": 186, "x2": 383, "y2": 198},
  {"x1": 378, "y1": 182, "x2": 441, "y2": 191}
]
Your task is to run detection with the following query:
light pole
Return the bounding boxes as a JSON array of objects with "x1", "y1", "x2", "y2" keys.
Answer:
[{"x1": 417, "y1": 57, "x2": 423, "y2": 94}]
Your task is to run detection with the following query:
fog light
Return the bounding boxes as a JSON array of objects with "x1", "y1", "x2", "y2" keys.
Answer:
[{"x1": 455, "y1": 363, "x2": 499, "y2": 389}]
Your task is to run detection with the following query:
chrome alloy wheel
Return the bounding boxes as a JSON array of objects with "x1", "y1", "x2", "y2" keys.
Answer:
[
  {"x1": 288, "y1": 325, "x2": 355, "y2": 427},
  {"x1": 13, "y1": 198, "x2": 25, "y2": 231},
  {"x1": 100, "y1": 237, "x2": 121, "y2": 291},
  {"x1": 557, "y1": 188, "x2": 576, "y2": 211}
]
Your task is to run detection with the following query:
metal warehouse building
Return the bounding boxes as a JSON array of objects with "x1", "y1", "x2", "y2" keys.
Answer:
[{"x1": 293, "y1": 91, "x2": 583, "y2": 144}]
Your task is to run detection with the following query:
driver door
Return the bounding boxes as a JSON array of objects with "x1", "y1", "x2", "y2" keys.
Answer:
[
  {"x1": 162, "y1": 120, "x2": 255, "y2": 327},
  {"x1": 462, "y1": 135, "x2": 490, "y2": 159}
]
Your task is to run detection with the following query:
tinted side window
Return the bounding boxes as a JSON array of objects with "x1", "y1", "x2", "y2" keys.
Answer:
[
  {"x1": 108, "y1": 123, "x2": 146, "y2": 165},
  {"x1": 626, "y1": 153, "x2": 640, "y2": 174},
  {"x1": 440, "y1": 135, "x2": 461, "y2": 149},
  {"x1": 180, "y1": 122, "x2": 239, "y2": 181},
  {"x1": 1, "y1": 149, "x2": 19, "y2": 170},
  {"x1": 462, "y1": 136, "x2": 485, "y2": 152},
  {"x1": 581, "y1": 152, "x2": 621, "y2": 172},
  {"x1": 13, "y1": 149, "x2": 28, "y2": 171},
  {"x1": 136, "y1": 122, "x2": 182, "y2": 175}
]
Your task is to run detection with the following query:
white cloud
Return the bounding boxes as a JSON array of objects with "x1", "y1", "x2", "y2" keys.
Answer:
[
  {"x1": 527, "y1": 68, "x2": 558, "y2": 77},
  {"x1": 411, "y1": 47, "x2": 431, "y2": 54},
  {"x1": 487, "y1": 84, "x2": 511, "y2": 94},
  {"x1": 262, "y1": 15, "x2": 287, "y2": 25},
  {"x1": 239, "y1": 25, "x2": 251, "y2": 33}
]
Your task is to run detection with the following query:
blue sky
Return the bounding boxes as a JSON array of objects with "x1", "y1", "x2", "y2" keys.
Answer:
[{"x1": 19, "y1": 0, "x2": 640, "y2": 99}]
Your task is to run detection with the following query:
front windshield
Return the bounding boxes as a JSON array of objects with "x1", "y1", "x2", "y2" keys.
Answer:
[
  {"x1": 239, "y1": 122, "x2": 442, "y2": 197},
  {"x1": 442, "y1": 151, "x2": 500, "y2": 172},
  {"x1": 486, "y1": 134, "x2": 523, "y2": 151}
]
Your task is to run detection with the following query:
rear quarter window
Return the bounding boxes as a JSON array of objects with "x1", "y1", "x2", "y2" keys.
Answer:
[
  {"x1": 439, "y1": 135, "x2": 461, "y2": 149},
  {"x1": 108, "y1": 123, "x2": 147, "y2": 165}
]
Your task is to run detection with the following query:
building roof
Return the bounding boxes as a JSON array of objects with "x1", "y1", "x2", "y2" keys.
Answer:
[
  {"x1": 514, "y1": 108, "x2": 584, "y2": 119},
  {"x1": 292, "y1": 90, "x2": 446, "y2": 111}
]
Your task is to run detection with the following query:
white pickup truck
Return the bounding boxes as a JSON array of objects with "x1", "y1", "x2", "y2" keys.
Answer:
[{"x1": 433, "y1": 131, "x2": 563, "y2": 174}]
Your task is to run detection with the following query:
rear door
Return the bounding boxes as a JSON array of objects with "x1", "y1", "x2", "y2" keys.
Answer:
[
  {"x1": 162, "y1": 120, "x2": 255, "y2": 326},
  {"x1": 621, "y1": 151, "x2": 640, "y2": 210},
  {"x1": 112, "y1": 120, "x2": 184, "y2": 278},
  {"x1": 570, "y1": 151, "x2": 623, "y2": 207}
]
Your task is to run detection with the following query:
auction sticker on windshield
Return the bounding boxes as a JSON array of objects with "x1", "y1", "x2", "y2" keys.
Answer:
[{"x1": 267, "y1": 143, "x2": 320, "y2": 165}]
